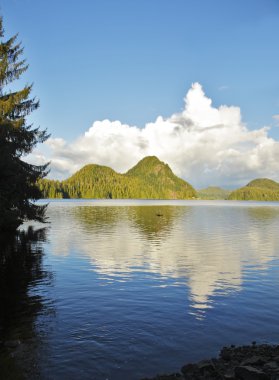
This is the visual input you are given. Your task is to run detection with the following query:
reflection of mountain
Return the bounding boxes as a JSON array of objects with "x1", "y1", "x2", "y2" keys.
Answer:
[
  {"x1": 0, "y1": 227, "x2": 52, "y2": 378},
  {"x1": 127, "y1": 206, "x2": 187, "y2": 239},
  {"x1": 71, "y1": 204, "x2": 187, "y2": 240},
  {"x1": 72, "y1": 206, "x2": 121, "y2": 232},
  {"x1": 247, "y1": 207, "x2": 279, "y2": 221},
  {"x1": 48, "y1": 203, "x2": 279, "y2": 316}
]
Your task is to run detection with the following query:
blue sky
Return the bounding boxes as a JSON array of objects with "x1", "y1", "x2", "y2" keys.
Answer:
[{"x1": 1, "y1": 0, "x2": 279, "y2": 187}]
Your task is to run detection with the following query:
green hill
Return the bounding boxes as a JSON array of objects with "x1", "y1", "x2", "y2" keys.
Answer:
[
  {"x1": 228, "y1": 178, "x2": 279, "y2": 201},
  {"x1": 197, "y1": 186, "x2": 231, "y2": 200},
  {"x1": 126, "y1": 156, "x2": 197, "y2": 199},
  {"x1": 246, "y1": 178, "x2": 279, "y2": 190},
  {"x1": 38, "y1": 156, "x2": 197, "y2": 199}
]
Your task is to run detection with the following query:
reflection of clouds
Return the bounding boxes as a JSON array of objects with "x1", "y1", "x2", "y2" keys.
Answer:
[
  {"x1": 46, "y1": 202, "x2": 279, "y2": 316},
  {"x1": 145, "y1": 217, "x2": 243, "y2": 310},
  {"x1": 46, "y1": 205, "x2": 79, "y2": 257}
]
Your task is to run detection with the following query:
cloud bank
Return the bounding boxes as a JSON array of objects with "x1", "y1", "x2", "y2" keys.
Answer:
[{"x1": 30, "y1": 83, "x2": 279, "y2": 188}]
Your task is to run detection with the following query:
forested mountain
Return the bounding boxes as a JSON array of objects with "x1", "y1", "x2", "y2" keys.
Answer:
[
  {"x1": 228, "y1": 178, "x2": 279, "y2": 201},
  {"x1": 126, "y1": 156, "x2": 196, "y2": 199},
  {"x1": 246, "y1": 178, "x2": 279, "y2": 190},
  {"x1": 38, "y1": 156, "x2": 197, "y2": 199},
  {"x1": 197, "y1": 186, "x2": 231, "y2": 200}
]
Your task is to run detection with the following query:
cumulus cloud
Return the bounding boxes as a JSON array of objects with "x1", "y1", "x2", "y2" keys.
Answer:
[{"x1": 28, "y1": 83, "x2": 279, "y2": 188}]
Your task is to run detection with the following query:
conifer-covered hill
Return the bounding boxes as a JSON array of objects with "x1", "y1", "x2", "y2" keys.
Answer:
[
  {"x1": 228, "y1": 178, "x2": 279, "y2": 201},
  {"x1": 246, "y1": 178, "x2": 279, "y2": 190},
  {"x1": 62, "y1": 164, "x2": 129, "y2": 199},
  {"x1": 126, "y1": 156, "x2": 173, "y2": 177},
  {"x1": 197, "y1": 186, "x2": 231, "y2": 200},
  {"x1": 126, "y1": 156, "x2": 197, "y2": 199},
  {"x1": 38, "y1": 156, "x2": 197, "y2": 199}
]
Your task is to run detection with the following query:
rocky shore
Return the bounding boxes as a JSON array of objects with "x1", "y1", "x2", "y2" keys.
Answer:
[{"x1": 142, "y1": 343, "x2": 279, "y2": 380}]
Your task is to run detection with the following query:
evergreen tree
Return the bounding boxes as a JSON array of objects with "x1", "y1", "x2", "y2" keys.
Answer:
[{"x1": 0, "y1": 17, "x2": 49, "y2": 232}]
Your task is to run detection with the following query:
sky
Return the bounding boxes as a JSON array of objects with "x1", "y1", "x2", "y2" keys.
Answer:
[{"x1": 1, "y1": 0, "x2": 279, "y2": 188}]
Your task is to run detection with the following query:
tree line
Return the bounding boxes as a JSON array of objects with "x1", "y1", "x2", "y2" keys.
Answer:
[{"x1": 37, "y1": 159, "x2": 197, "y2": 200}]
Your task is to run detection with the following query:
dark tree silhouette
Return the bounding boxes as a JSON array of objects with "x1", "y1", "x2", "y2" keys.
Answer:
[{"x1": 0, "y1": 17, "x2": 49, "y2": 231}]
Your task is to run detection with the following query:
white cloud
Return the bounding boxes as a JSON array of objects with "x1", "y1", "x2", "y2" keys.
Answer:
[{"x1": 28, "y1": 83, "x2": 279, "y2": 188}]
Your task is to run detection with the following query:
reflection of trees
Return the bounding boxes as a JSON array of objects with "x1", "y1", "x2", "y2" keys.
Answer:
[
  {"x1": 72, "y1": 206, "x2": 121, "y2": 232},
  {"x1": 72, "y1": 206, "x2": 187, "y2": 238},
  {"x1": 127, "y1": 206, "x2": 187, "y2": 239},
  {"x1": 247, "y1": 207, "x2": 279, "y2": 222},
  {"x1": 0, "y1": 227, "x2": 52, "y2": 379}
]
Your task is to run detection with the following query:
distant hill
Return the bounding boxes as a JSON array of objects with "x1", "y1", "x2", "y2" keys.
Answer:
[
  {"x1": 245, "y1": 178, "x2": 279, "y2": 190},
  {"x1": 197, "y1": 186, "x2": 231, "y2": 200},
  {"x1": 38, "y1": 156, "x2": 197, "y2": 199},
  {"x1": 228, "y1": 178, "x2": 279, "y2": 201}
]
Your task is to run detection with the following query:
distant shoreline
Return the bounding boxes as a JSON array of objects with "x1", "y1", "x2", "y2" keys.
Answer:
[
  {"x1": 38, "y1": 157, "x2": 279, "y2": 201},
  {"x1": 35, "y1": 199, "x2": 279, "y2": 206}
]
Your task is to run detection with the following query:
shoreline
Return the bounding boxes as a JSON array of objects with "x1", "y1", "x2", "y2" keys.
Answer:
[{"x1": 142, "y1": 343, "x2": 279, "y2": 379}]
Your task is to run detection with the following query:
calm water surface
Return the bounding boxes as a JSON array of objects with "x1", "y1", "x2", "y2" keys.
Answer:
[{"x1": 1, "y1": 200, "x2": 279, "y2": 379}]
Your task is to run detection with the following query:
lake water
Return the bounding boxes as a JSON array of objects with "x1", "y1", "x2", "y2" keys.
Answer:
[{"x1": 1, "y1": 200, "x2": 279, "y2": 379}]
